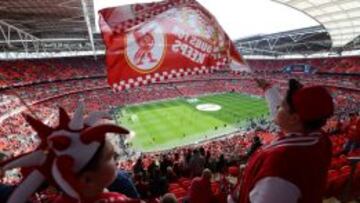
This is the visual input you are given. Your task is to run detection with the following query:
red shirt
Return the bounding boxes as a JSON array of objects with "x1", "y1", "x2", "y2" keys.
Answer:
[
  {"x1": 239, "y1": 132, "x2": 332, "y2": 203},
  {"x1": 348, "y1": 118, "x2": 360, "y2": 142},
  {"x1": 188, "y1": 177, "x2": 214, "y2": 203},
  {"x1": 54, "y1": 192, "x2": 141, "y2": 203}
]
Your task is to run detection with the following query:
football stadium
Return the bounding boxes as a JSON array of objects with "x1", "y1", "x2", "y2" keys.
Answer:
[
  {"x1": 0, "y1": 0, "x2": 359, "y2": 203},
  {"x1": 118, "y1": 93, "x2": 268, "y2": 151}
]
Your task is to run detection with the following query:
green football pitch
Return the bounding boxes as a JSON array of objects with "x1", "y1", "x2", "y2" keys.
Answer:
[{"x1": 116, "y1": 93, "x2": 269, "y2": 152}]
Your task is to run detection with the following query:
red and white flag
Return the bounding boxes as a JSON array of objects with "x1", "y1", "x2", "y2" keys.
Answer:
[{"x1": 99, "y1": 0, "x2": 248, "y2": 91}]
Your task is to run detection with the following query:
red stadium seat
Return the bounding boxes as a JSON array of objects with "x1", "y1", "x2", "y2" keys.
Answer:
[
  {"x1": 171, "y1": 188, "x2": 187, "y2": 198},
  {"x1": 180, "y1": 180, "x2": 192, "y2": 190},
  {"x1": 169, "y1": 183, "x2": 181, "y2": 191}
]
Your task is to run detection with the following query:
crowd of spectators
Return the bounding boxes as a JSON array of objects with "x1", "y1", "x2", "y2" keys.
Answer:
[
  {"x1": 0, "y1": 56, "x2": 106, "y2": 88},
  {"x1": 247, "y1": 56, "x2": 360, "y2": 74},
  {"x1": 0, "y1": 107, "x2": 359, "y2": 203},
  {"x1": 0, "y1": 56, "x2": 359, "y2": 202},
  {"x1": 0, "y1": 71, "x2": 358, "y2": 156}
]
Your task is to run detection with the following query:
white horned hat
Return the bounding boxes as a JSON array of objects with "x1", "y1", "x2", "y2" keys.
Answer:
[{"x1": 0, "y1": 102, "x2": 129, "y2": 203}]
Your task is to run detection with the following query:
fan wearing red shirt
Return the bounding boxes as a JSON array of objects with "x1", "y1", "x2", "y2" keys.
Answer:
[
  {"x1": 0, "y1": 102, "x2": 143, "y2": 203},
  {"x1": 237, "y1": 79, "x2": 334, "y2": 203},
  {"x1": 188, "y1": 169, "x2": 216, "y2": 203}
]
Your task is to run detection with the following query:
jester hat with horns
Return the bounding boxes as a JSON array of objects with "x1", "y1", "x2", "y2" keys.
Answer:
[{"x1": 0, "y1": 102, "x2": 129, "y2": 203}]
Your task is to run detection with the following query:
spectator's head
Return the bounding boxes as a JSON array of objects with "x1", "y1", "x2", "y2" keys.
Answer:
[
  {"x1": 202, "y1": 168, "x2": 212, "y2": 180},
  {"x1": 174, "y1": 153, "x2": 179, "y2": 161},
  {"x1": 160, "y1": 193, "x2": 178, "y2": 203},
  {"x1": 275, "y1": 79, "x2": 334, "y2": 133},
  {"x1": 136, "y1": 157, "x2": 142, "y2": 165},
  {"x1": 0, "y1": 102, "x2": 129, "y2": 202},
  {"x1": 166, "y1": 166, "x2": 174, "y2": 174},
  {"x1": 252, "y1": 136, "x2": 261, "y2": 143},
  {"x1": 77, "y1": 139, "x2": 118, "y2": 195},
  {"x1": 349, "y1": 113, "x2": 357, "y2": 121},
  {"x1": 206, "y1": 151, "x2": 211, "y2": 158},
  {"x1": 199, "y1": 147, "x2": 205, "y2": 156},
  {"x1": 193, "y1": 149, "x2": 199, "y2": 155}
]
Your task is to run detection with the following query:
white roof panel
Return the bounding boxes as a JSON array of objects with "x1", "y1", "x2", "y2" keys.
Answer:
[{"x1": 273, "y1": 0, "x2": 360, "y2": 47}]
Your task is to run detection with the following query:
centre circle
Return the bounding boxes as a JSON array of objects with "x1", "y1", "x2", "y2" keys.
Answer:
[{"x1": 196, "y1": 103, "x2": 222, "y2": 112}]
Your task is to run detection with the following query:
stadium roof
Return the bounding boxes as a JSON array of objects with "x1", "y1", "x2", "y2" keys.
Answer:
[
  {"x1": 273, "y1": 0, "x2": 360, "y2": 48},
  {"x1": 236, "y1": 26, "x2": 331, "y2": 57},
  {"x1": 0, "y1": 0, "x2": 94, "y2": 38},
  {"x1": 0, "y1": 0, "x2": 102, "y2": 57},
  {"x1": 0, "y1": 0, "x2": 359, "y2": 59},
  {"x1": 236, "y1": 25, "x2": 360, "y2": 58}
]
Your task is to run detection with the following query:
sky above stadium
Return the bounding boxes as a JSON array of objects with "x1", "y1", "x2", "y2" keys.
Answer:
[{"x1": 94, "y1": 0, "x2": 319, "y2": 40}]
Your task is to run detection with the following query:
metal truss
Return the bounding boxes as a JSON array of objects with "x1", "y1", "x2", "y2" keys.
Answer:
[
  {"x1": 0, "y1": 0, "x2": 99, "y2": 59},
  {"x1": 236, "y1": 26, "x2": 333, "y2": 57},
  {"x1": 0, "y1": 0, "x2": 358, "y2": 60},
  {"x1": 0, "y1": 50, "x2": 105, "y2": 60},
  {"x1": 80, "y1": 0, "x2": 96, "y2": 59},
  {"x1": 0, "y1": 20, "x2": 41, "y2": 53},
  {"x1": 0, "y1": 38, "x2": 105, "y2": 60},
  {"x1": 0, "y1": 19, "x2": 104, "y2": 59}
]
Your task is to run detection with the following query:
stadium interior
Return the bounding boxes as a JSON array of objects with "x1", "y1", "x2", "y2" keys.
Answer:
[{"x1": 0, "y1": 0, "x2": 359, "y2": 203}]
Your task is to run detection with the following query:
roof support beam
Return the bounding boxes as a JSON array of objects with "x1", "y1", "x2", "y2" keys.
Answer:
[
  {"x1": 237, "y1": 27, "x2": 326, "y2": 45},
  {"x1": 309, "y1": 7, "x2": 360, "y2": 19},
  {"x1": 0, "y1": 20, "x2": 41, "y2": 52},
  {"x1": 0, "y1": 50, "x2": 105, "y2": 60},
  {"x1": 80, "y1": 0, "x2": 96, "y2": 60},
  {"x1": 0, "y1": 20, "x2": 40, "y2": 41},
  {"x1": 0, "y1": 38, "x2": 89, "y2": 44},
  {"x1": 237, "y1": 46, "x2": 287, "y2": 55},
  {"x1": 304, "y1": 0, "x2": 355, "y2": 12},
  {"x1": 321, "y1": 16, "x2": 360, "y2": 25}
]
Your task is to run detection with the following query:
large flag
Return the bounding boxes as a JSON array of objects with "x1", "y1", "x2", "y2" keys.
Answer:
[{"x1": 99, "y1": 0, "x2": 248, "y2": 91}]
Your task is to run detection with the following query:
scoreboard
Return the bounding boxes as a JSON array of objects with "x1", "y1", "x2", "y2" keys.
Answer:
[{"x1": 282, "y1": 64, "x2": 317, "y2": 74}]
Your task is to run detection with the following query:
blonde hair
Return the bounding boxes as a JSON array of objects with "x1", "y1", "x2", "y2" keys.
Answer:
[{"x1": 160, "y1": 193, "x2": 178, "y2": 203}]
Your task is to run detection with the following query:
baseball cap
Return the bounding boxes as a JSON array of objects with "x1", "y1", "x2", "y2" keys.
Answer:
[{"x1": 292, "y1": 85, "x2": 334, "y2": 123}]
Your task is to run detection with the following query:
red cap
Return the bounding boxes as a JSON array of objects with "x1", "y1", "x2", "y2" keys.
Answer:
[
  {"x1": 228, "y1": 166, "x2": 239, "y2": 176},
  {"x1": 292, "y1": 86, "x2": 334, "y2": 123}
]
